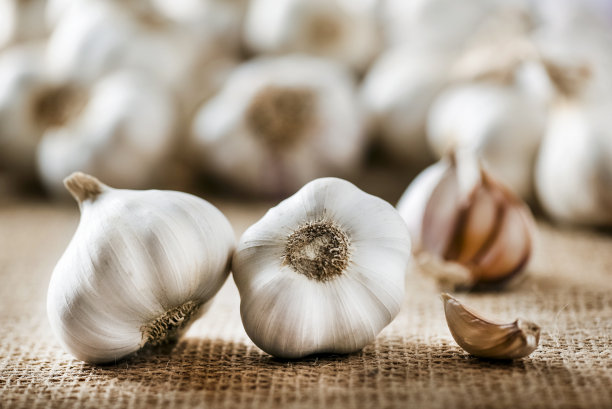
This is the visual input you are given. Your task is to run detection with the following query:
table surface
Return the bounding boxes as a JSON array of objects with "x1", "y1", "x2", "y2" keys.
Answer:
[{"x1": 1, "y1": 199, "x2": 611, "y2": 409}]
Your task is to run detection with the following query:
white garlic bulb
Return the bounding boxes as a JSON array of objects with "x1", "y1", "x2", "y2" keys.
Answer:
[
  {"x1": 0, "y1": 0, "x2": 47, "y2": 49},
  {"x1": 191, "y1": 55, "x2": 366, "y2": 197},
  {"x1": 232, "y1": 177, "x2": 411, "y2": 358},
  {"x1": 397, "y1": 151, "x2": 535, "y2": 289},
  {"x1": 47, "y1": 172, "x2": 235, "y2": 363},
  {"x1": 535, "y1": 99, "x2": 612, "y2": 226},
  {"x1": 37, "y1": 70, "x2": 177, "y2": 197},
  {"x1": 244, "y1": 0, "x2": 382, "y2": 72},
  {"x1": 0, "y1": 42, "x2": 47, "y2": 177},
  {"x1": 426, "y1": 81, "x2": 546, "y2": 198},
  {"x1": 360, "y1": 44, "x2": 451, "y2": 166}
]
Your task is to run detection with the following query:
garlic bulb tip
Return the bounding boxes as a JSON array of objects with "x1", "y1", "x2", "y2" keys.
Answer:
[{"x1": 63, "y1": 172, "x2": 108, "y2": 203}]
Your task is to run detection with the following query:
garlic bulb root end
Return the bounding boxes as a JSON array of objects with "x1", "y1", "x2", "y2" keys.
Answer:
[
  {"x1": 63, "y1": 172, "x2": 107, "y2": 203},
  {"x1": 139, "y1": 300, "x2": 202, "y2": 347}
]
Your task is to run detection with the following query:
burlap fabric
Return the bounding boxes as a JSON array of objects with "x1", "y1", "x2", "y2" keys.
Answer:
[{"x1": 1, "y1": 201, "x2": 611, "y2": 409}]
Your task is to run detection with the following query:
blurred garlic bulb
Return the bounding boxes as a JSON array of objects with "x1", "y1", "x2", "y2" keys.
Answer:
[
  {"x1": 427, "y1": 81, "x2": 546, "y2": 198},
  {"x1": 191, "y1": 55, "x2": 365, "y2": 197},
  {"x1": 397, "y1": 151, "x2": 535, "y2": 289},
  {"x1": 535, "y1": 100, "x2": 612, "y2": 226},
  {"x1": 232, "y1": 177, "x2": 411, "y2": 358},
  {"x1": 37, "y1": 70, "x2": 176, "y2": 197},
  {"x1": 360, "y1": 44, "x2": 451, "y2": 166},
  {"x1": 0, "y1": 0, "x2": 47, "y2": 49},
  {"x1": 48, "y1": 172, "x2": 235, "y2": 363},
  {"x1": 244, "y1": 0, "x2": 381, "y2": 72},
  {"x1": 0, "y1": 43, "x2": 46, "y2": 177}
]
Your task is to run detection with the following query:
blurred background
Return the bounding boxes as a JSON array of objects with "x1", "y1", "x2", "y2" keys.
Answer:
[{"x1": 1, "y1": 0, "x2": 612, "y2": 227}]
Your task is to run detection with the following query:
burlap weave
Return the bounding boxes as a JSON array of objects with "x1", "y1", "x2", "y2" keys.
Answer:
[{"x1": 1, "y1": 201, "x2": 611, "y2": 409}]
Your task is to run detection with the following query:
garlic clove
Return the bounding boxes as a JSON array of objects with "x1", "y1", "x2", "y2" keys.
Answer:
[
  {"x1": 232, "y1": 177, "x2": 411, "y2": 358},
  {"x1": 47, "y1": 172, "x2": 235, "y2": 363},
  {"x1": 398, "y1": 151, "x2": 536, "y2": 289},
  {"x1": 441, "y1": 293, "x2": 540, "y2": 359}
]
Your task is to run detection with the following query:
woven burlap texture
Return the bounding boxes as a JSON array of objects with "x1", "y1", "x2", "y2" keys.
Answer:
[{"x1": 1, "y1": 202, "x2": 611, "y2": 409}]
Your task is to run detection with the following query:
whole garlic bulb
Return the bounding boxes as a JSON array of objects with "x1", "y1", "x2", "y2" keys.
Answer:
[
  {"x1": 360, "y1": 44, "x2": 451, "y2": 166},
  {"x1": 232, "y1": 177, "x2": 411, "y2": 358},
  {"x1": 37, "y1": 70, "x2": 177, "y2": 197},
  {"x1": 0, "y1": 42, "x2": 47, "y2": 177},
  {"x1": 47, "y1": 172, "x2": 235, "y2": 363},
  {"x1": 426, "y1": 81, "x2": 546, "y2": 198},
  {"x1": 0, "y1": 0, "x2": 47, "y2": 49},
  {"x1": 191, "y1": 55, "x2": 366, "y2": 197},
  {"x1": 244, "y1": 0, "x2": 382, "y2": 72},
  {"x1": 397, "y1": 151, "x2": 535, "y2": 289},
  {"x1": 535, "y1": 100, "x2": 612, "y2": 226}
]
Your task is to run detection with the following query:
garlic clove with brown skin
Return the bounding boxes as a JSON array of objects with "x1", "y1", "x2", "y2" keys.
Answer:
[
  {"x1": 47, "y1": 172, "x2": 235, "y2": 364},
  {"x1": 441, "y1": 293, "x2": 540, "y2": 359},
  {"x1": 190, "y1": 54, "x2": 366, "y2": 197},
  {"x1": 397, "y1": 150, "x2": 536, "y2": 289}
]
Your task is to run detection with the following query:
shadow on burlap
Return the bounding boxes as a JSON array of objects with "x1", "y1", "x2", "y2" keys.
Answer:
[{"x1": 0, "y1": 203, "x2": 611, "y2": 409}]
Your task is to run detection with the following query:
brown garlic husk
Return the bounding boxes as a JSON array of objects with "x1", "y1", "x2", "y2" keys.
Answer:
[
  {"x1": 441, "y1": 293, "x2": 540, "y2": 359},
  {"x1": 397, "y1": 150, "x2": 536, "y2": 290}
]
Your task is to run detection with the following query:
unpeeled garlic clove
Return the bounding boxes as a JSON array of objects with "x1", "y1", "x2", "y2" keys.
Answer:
[
  {"x1": 397, "y1": 150, "x2": 536, "y2": 289},
  {"x1": 47, "y1": 172, "x2": 235, "y2": 363},
  {"x1": 441, "y1": 293, "x2": 540, "y2": 359}
]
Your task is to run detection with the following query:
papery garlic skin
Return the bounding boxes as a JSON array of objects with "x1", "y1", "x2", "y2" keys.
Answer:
[
  {"x1": 360, "y1": 44, "x2": 450, "y2": 166},
  {"x1": 397, "y1": 151, "x2": 535, "y2": 288},
  {"x1": 244, "y1": 0, "x2": 381, "y2": 72},
  {"x1": 232, "y1": 178, "x2": 411, "y2": 359},
  {"x1": 191, "y1": 55, "x2": 365, "y2": 197},
  {"x1": 0, "y1": 0, "x2": 47, "y2": 49},
  {"x1": 535, "y1": 100, "x2": 612, "y2": 226},
  {"x1": 47, "y1": 172, "x2": 235, "y2": 364},
  {"x1": 427, "y1": 82, "x2": 546, "y2": 198},
  {"x1": 37, "y1": 70, "x2": 176, "y2": 197},
  {"x1": 0, "y1": 43, "x2": 47, "y2": 176}
]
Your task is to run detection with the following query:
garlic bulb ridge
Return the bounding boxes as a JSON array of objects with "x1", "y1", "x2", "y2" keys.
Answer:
[
  {"x1": 232, "y1": 177, "x2": 411, "y2": 358},
  {"x1": 47, "y1": 172, "x2": 235, "y2": 363}
]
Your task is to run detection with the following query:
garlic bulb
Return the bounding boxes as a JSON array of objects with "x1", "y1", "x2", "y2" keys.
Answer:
[
  {"x1": 397, "y1": 151, "x2": 535, "y2": 289},
  {"x1": 0, "y1": 0, "x2": 47, "y2": 49},
  {"x1": 244, "y1": 0, "x2": 382, "y2": 72},
  {"x1": 442, "y1": 293, "x2": 540, "y2": 359},
  {"x1": 0, "y1": 42, "x2": 47, "y2": 177},
  {"x1": 360, "y1": 44, "x2": 451, "y2": 166},
  {"x1": 47, "y1": 172, "x2": 235, "y2": 363},
  {"x1": 232, "y1": 177, "x2": 411, "y2": 358},
  {"x1": 535, "y1": 99, "x2": 612, "y2": 226},
  {"x1": 191, "y1": 55, "x2": 366, "y2": 197},
  {"x1": 427, "y1": 81, "x2": 546, "y2": 198},
  {"x1": 37, "y1": 70, "x2": 177, "y2": 197}
]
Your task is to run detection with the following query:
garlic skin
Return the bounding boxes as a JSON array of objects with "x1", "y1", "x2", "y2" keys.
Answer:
[
  {"x1": 37, "y1": 70, "x2": 177, "y2": 197},
  {"x1": 427, "y1": 82, "x2": 546, "y2": 198},
  {"x1": 535, "y1": 100, "x2": 612, "y2": 226},
  {"x1": 397, "y1": 151, "x2": 535, "y2": 289},
  {"x1": 0, "y1": 43, "x2": 47, "y2": 176},
  {"x1": 442, "y1": 293, "x2": 540, "y2": 359},
  {"x1": 191, "y1": 55, "x2": 365, "y2": 197},
  {"x1": 360, "y1": 44, "x2": 451, "y2": 166},
  {"x1": 47, "y1": 172, "x2": 235, "y2": 364},
  {"x1": 0, "y1": 0, "x2": 47, "y2": 49},
  {"x1": 232, "y1": 177, "x2": 411, "y2": 359},
  {"x1": 244, "y1": 0, "x2": 381, "y2": 72}
]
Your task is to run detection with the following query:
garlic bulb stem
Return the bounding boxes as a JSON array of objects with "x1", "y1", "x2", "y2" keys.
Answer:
[{"x1": 63, "y1": 171, "x2": 106, "y2": 203}]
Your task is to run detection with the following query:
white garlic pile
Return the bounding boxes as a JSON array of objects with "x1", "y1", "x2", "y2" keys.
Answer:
[
  {"x1": 190, "y1": 55, "x2": 366, "y2": 197},
  {"x1": 232, "y1": 177, "x2": 411, "y2": 358},
  {"x1": 37, "y1": 70, "x2": 177, "y2": 197},
  {"x1": 0, "y1": 0, "x2": 47, "y2": 50},
  {"x1": 360, "y1": 44, "x2": 452, "y2": 167},
  {"x1": 47, "y1": 172, "x2": 235, "y2": 363},
  {"x1": 397, "y1": 151, "x2": 535, "y2": 289},
  {"x1": 243, "y1": 0, "x2": 381, "y2": 72}
]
